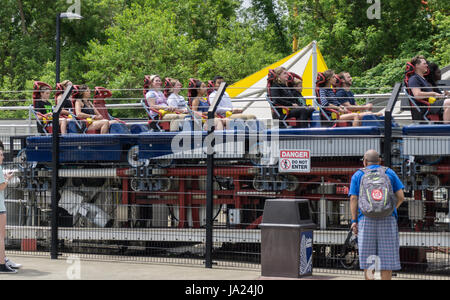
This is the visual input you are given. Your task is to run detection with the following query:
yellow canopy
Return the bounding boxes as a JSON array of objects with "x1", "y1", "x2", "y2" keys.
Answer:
[{"x1": 227, "y1": 41, "x2": 328, "y2": 119}]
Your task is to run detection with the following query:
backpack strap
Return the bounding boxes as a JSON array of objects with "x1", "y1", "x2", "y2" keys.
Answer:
[
  {"x1": 360, "y1": 166, "x2": 387, "y2": 173},
  {"x1": 359, "y1": 167, "x2": 370, "y2": 174},
  {"x1": 378, "y1": 166, "x2": 388, "y2": 175}
]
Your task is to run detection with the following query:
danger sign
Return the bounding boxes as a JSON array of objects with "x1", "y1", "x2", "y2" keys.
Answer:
[{"x1": 279, "y1": 150, "x2": 311, "y2": 173}]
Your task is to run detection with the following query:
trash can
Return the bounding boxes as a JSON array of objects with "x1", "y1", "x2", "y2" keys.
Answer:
[{"x1": 260, "y1": 199, "x2": 316, "y2": 278}]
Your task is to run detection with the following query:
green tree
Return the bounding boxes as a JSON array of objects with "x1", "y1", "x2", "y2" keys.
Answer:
[
  {"x1": 281, "y1": 0, "x2": 449, "y2": 92},
  {"x1": 81, "y1": 1, "x2": 282, "y2": 117},
  {"x1": 249, "y1": 0, "x2": 291, "y2": 55}
]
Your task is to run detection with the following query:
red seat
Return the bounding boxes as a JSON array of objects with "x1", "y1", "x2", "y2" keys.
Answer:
[
  {"x1": 93, "y1": 87, "x2": 126, "y2": 127},
  {"x1": 32, "y1": 81, "x2": 54, "y2": 134}
]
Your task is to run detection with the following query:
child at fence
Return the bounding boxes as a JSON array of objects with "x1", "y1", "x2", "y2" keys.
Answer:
[
  {"x1": 349, "y1": 149, "x2": 405, "y2": 280},
  {"x1": 0, "y1": 149, "x2": 21, "y2": 273}
]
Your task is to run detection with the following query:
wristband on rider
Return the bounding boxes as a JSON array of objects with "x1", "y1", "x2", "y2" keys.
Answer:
[{"x1": 351, "y1": 219, "x2": 357, "y2": 224}]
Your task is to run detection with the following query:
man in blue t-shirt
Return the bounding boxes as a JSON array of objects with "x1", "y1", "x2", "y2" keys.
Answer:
[
  {"x1": 408, "y1": 55, "x2": 450, "y2": 123},
  {"x1": 335, "y1": 72, "x2": 356, "y2": 106},
  {"x1": 348, "y1": 149, "x2": 404, "y2": 280},
  {"x1": 335, "y1": 72, "x2": 381, "y2": 116}
]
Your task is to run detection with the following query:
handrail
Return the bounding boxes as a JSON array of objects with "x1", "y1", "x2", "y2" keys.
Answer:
[{"x1": 384, "y1": 82, "x2": 402, "y2": 168}]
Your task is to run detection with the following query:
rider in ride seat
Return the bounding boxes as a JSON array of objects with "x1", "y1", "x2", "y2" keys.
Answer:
[
  {"x1": 407, "y1": 55, "x2": 450, "y2": 124},
  {"x1": 268, "y1": 66, "x2": 315, "y2": 128},
  {"x1": 33, "y1": 81, "x2": 68, "y2": 134},
  {"x1": 318, "y1": 70, "x2": 361, "y2": 127}
]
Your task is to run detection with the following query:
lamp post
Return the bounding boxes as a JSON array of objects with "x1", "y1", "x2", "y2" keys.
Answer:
[
  {"x1": 52, "y1": 12, "x2": 82, "y2": 260},
  {"x1": 56, "y1": 12, "x2": 83, "y2": 84}
]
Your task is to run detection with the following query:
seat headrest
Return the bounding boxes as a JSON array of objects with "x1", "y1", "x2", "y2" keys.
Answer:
[
  {"x1": 404, "y1": 62, "x2": 416, "y2": 87},
  {"x1": 32, "y1": 81, "x2": 52, "y2": 101},
  {"x1": 188, "y1": 78, "x2": 197, "y2": 90},
  {"x1": 286, "y1": 72, "x2": 302, "y2": 87},
  {"x1": 71, "y1": 85, "x2": 81, "y2": 99},
  {"x1": 143, "y1": 75, "x2": 151, "y2": 96},
  {"x1": 267, "y1": 69, "x2": 276, "y2": 84},
  {"x1": 405, "y1": 62, "x2": 415, "y2": 77},
  {"x1": 207, "y1": 80, "x2": 215, "y2": 97},
  {"x1": 333, "y1": 74, "x2": 343, "y2": 87},
  {"x1": 316, "y1": 72, "x2": 326, "y2": 87},
  {"x1": 94, "y1": 87, "x2": 112, "y2": 99},
  {"x1": 163, "y1": 77, "x2": 174, "y2": 98}
]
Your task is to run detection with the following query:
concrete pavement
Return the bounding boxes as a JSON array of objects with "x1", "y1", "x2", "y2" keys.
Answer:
[{"x1": 0, "y1": 254, "x2": 367, "y2": 280}]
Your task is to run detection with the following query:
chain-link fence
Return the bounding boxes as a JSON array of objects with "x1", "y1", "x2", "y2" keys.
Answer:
[{"x1": 1, "y1": 82, "x2": 450, "y2": 280}]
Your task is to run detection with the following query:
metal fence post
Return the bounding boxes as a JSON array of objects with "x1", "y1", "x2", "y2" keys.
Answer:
[
  {"x1": 205, "y1": 82, "x2": 227, "y2": 268},
  {"x1": 384, "y1": 82, "x2": 401, "y2": 168},
  {"x1": 51, "y1": 85, "x2": 73, "y2": 259}
]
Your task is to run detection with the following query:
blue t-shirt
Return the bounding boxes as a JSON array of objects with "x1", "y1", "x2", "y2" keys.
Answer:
[
  {"x1": 348, "y1": 165, "x2": 404, "y2": 221},
  {"x1": 335, "y1": 89, "x2": 355, "y2": 105},
  {"x1": 408, "y1": 74, "x2": 432, "y2": 95}
]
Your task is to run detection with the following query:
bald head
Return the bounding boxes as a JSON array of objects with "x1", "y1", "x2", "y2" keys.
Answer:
[{"x1": 363, "y1": 150, "x2": 381, "y2": 165}]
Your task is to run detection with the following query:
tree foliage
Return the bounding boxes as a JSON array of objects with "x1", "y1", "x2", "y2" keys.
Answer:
[
  {"x1": 0, "y1": 0, "x2": 448, "y2": 118},
  {"x1": 283, "y1": 0, "x2": 449, "y2": 92}
]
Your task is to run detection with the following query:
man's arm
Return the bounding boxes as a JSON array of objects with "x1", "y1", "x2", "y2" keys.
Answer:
[
  {"x1": 350, "y1": 195, "x2": 359, "y2": 234},
  {"x1": 395, "y1": 189, "x2": 405, "y2": 209},
  {"x1": 411, "y1": 87, "x2": 442, "y2": 100},
  {"x1": 350, "y1": 195, "x2": 358, "y2": 222}
]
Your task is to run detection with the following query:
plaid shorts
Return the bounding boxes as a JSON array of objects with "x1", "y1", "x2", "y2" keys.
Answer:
[{"x1": 358, "y1": 215, "x2": 401, "y2": 270}]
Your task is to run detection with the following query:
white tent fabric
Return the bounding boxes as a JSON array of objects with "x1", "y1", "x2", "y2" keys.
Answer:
[{"x1": 227, "y1": 41, "x2": 328, "y2": 120}]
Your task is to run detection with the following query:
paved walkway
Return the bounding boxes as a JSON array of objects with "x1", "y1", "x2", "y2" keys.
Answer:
[{"x1": 1, "y1": 255, "x2": 367, "y2": 280}]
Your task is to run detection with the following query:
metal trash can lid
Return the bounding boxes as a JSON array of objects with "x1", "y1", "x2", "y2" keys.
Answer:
[{"x1": 259, "y1": 199, "x2": 315, "y2": 228}]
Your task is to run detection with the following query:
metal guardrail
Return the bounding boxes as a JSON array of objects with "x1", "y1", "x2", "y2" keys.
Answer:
[{"x1": 6, "y1": 226, "x2": 450, "y2": 247}]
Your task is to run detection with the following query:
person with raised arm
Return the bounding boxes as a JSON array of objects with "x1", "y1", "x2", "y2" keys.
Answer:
[
  {"x1": 74, "y1": 85, "x2": 117, "y2": 134},
  {"x1": 34, "y1": 84, "x2": 68, "y2": 134}
]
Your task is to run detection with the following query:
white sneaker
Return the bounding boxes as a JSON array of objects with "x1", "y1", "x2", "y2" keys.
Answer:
[{"x1": 5, "y1": 258, "x2": 22, "y2": 269}]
